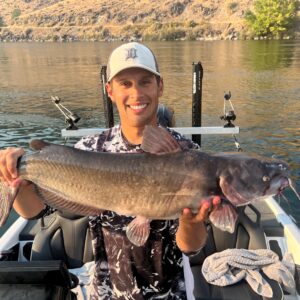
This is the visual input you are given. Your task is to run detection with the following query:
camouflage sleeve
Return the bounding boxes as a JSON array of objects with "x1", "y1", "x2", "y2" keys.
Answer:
[
  {"x1": 75, "y1": 129, "x2": 112, "y2": 152},
  {"x1": 74, "y1": 135, "x2": 100, "y2": 151}
]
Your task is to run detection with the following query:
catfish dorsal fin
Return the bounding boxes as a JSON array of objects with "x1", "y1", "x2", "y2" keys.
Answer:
[
  {"x1": 141, "y1": 125, "x2": 182, "y2": 154},
  {"x1": 30, "y1": 139, "x2": 50, "y2": 151}
]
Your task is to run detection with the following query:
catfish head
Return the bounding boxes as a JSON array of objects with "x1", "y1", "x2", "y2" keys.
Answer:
[{"x1": 217, "y1": 153, "x2": 290, "y2": 207}]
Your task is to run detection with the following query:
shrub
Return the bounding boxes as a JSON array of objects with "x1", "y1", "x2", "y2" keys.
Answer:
[
  {"x1": 245, "y1": 0, "x2": 297, "y2": 38},
  {"x1": 25, "y1": 28, "x2": 32, "y2": 37},
  {"x1": 228, "y1": 2, "x2": 239, "y2": 13},
  {"x1": 159, "y1": 28, "x2": 186, "y2": 41},
  {"x1": 12, "y1": 8, "x2": 21, "y2": 19},
  {"x1": 0, "y1": 16, "x2": 5, "y2": 27},
  {"x1": 52, "y1": 35, "x2": 59, "y2": 42},
  {"x1": 188, "y1": 20, "x2": 198, "y2": 28}
]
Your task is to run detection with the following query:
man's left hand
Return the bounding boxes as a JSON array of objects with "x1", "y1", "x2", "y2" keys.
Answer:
[
  {"x1": 180, "y1": 195, "x2": 221, "y2": 224},
  {"x1": 176, "y1": 195, "x2": 221, "y2": 254}
]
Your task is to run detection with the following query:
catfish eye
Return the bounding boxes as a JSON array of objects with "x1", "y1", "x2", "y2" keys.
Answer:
[
  {"x1": 262, "y1": 176, "x2": 270, "y2": 182},
  {"x1": 278, "y1": 163, "x2": 287, "y2": 171}
]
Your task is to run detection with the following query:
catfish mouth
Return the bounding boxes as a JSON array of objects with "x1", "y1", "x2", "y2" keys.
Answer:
[
  {"x1": 219, "y1": 175, "x2": 291, "y2": 207},
  {"x1": 267, "y1": 176, "x2": 290, "y2": 196},
  {"x1": 268, "y1": 177, "x2": 300, "y2": 202}
]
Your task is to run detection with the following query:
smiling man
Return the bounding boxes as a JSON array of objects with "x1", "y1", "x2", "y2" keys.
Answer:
[
  {"x1": 75, "y1": 42, "x2": 220, "y2": 299},
  {"x1": 105, "y1": 43, "x2": 162, "y2": 145},
  {"x1": 0, "y1": 42, "x2": 220, "y2": 299}
]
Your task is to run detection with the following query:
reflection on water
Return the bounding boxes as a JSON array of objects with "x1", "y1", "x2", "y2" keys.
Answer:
[
  {"x1": 0, "y1": 40, "x2": 299, "y2": 234},
  {"x1": 243, "y1": 40, "x2": 295, "y2": 70}
]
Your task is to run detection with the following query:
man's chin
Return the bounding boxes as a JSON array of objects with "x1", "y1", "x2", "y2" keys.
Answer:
[{"x1": 127, "y1": 117, "x2": 157, "y2": 128}]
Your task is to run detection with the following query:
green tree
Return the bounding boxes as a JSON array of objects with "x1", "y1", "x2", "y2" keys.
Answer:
[{"x1": 245, "y1": 0, "x2": 297, "y2": 38}]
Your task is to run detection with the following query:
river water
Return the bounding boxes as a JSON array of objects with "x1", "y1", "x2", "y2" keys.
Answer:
[{"x1": 0, "y1": 40, "x2": 299, "y2": 235}]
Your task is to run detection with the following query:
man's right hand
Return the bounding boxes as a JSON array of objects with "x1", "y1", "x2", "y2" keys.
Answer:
[
  {"x1": 0, "y1": 147, "x2": 45, "y2": 219},
  {"x1": 0, "y1": 147, "x2": 25, "y2": 187}
]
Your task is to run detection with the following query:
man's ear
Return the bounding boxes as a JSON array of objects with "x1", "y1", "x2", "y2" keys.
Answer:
[
  {"x1": 158, "y1": 77, "x2": 164, "y2": 97},
  {"x1": 106, "y1": 82, "x2": 115, "y2": 103}
]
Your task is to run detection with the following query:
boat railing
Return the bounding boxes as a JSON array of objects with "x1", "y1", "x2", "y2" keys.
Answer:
[{"x1": 61, "y1": 126, "x2": 240, "y2": 138}]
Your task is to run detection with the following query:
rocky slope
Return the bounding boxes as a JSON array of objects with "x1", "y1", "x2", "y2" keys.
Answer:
[{"x1": 0, "y1": 0, "x2": 298, "y2": 42}]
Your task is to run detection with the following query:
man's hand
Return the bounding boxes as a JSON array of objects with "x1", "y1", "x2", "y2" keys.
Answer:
[
  {"x1": 180, "y1": 195, "x2": 221, "y2": 224},
  {"x1": 0, "y1": 147, "x2": 45, "y2": 219},
  {"x1": 0, "y1": 147, "x2": 25, "y2": 187},
  {"x1": 176, "y1": 196, "x2": 221, "y2": 254}
]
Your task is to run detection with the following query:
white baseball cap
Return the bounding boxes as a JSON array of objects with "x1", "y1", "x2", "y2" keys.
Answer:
[{"x1": 106, "y1": 42, "x2": 161, "y2": 81}]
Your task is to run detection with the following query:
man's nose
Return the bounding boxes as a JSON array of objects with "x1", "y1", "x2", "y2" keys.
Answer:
[{"x1": 129, "y1": 83, "x2": 143, "y2": 99}]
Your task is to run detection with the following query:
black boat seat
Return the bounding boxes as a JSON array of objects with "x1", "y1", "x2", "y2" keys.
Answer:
[
  {"x1": 30, "y1": 211, "x2": 93, "y2": 269},
  {"x1": 189, "y1": 204, "x2": 283, "y2": 300}
]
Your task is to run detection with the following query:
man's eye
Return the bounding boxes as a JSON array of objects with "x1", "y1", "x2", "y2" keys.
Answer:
[{"x1": 142, "y1": 80, "x2": 151, "y2": 85}]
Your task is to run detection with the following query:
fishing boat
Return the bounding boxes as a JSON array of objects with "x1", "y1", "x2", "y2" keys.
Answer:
[{"x1": 0, "y1": 63, "x2": 299, "y2": 300}]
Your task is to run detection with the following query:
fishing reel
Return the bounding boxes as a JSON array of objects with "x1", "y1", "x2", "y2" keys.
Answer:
[
  {"x1": 51, "y1": 96, "x2": 81, "y2": 130},
  {"x1": 220, "y1": 91, "x2": 236, "y2": 128}
]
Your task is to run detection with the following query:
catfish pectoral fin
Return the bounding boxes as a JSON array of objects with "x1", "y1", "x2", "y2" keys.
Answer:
[
  {"x1": 0, "y1": 183, "x2": 18, "y2": 226},
  {"x1": 126, "y1": 216, "x2": 151, "y2": 247},
  {"x1": 209, "y1": 203, "x2": 238, "y2": 234}
]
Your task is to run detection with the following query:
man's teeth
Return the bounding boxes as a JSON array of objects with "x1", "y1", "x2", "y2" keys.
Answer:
[{"x1": 130, "y1": 104, "x2": 147, "y2": 109}]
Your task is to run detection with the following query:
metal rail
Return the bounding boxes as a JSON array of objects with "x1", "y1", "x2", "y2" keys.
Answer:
[{"x1": 61, "y1": 126, "x2": 239, "y2": 137}]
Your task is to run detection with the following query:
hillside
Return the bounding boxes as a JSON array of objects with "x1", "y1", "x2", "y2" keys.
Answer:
[{"x1": 0, "y1": 0, "x2": 298, "y2": 42}]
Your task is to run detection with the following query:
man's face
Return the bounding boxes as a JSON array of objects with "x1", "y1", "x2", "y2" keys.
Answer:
[{"x1": 106, "y1": 68, "x2": 163, "y2": 129}]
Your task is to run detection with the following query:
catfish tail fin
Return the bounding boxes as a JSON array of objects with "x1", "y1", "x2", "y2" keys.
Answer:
[{"x1": 0, "y1": 182, "x2": 18, "y2": 226}]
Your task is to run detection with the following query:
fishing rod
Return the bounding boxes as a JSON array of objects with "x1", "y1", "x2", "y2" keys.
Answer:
[
  {"x1": 191, "y1": 63, "x2": 241, "y2": 151},
  {"x1": 191, "y1": 62, "x2": 203, "y2": 146},
  {"x1": 100, "y1": 66, "x2": 114, "y2": 128}
]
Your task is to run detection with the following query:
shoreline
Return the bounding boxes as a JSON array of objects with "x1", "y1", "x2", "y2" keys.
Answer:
[
  {"x1": 1, "y1": 26, "x2": 299, "y2": 43},
  {"x1": 0, "y1": 35, "x2": 298, "y2": 43}
]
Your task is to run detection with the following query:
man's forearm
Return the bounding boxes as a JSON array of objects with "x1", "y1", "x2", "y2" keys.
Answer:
[{"x1": 13, "y1": 183, "x2": 45, "y2": 219}]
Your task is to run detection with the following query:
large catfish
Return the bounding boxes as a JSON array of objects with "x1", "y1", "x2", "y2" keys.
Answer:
[{"x1": 0, "y1": 126, "x2": 298, "y2": 246}]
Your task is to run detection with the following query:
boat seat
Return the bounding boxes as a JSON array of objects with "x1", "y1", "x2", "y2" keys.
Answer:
[
  {"x1": 189, "y1": 204, "x2": 283, "y2": 300},
  {"x1": 30, "y1": 211, "x2": 93, "y2": 269}
]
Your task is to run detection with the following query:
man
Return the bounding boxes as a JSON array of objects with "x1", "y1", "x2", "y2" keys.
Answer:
[{"x1": 0, "y1": 42, "x2": 220, "y2": 299}]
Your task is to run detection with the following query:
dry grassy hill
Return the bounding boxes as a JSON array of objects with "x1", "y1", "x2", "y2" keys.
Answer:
[{"x1": 0, "y1": 0, "x2": 297, "y2": 42}]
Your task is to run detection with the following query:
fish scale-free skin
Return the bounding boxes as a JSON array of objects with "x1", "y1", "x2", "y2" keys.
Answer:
[
  {"x1": 0, "y1": 128, "x2": 292, "y2": 237},
  {"x1": 19, "y1": 146, "x2": 210, "y2": 219},
  {"x1": 19, "y1": 144, "x2": 287, "y2": 217}
]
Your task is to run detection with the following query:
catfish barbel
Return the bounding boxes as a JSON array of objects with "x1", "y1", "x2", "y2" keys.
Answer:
[{"x1": 0, "y1": 126, "x2": 298, "y2": 246}]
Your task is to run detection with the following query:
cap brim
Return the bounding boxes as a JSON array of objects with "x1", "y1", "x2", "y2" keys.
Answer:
[{"x1": 108, "y1": 64, "x2": 161, "y2": 82}]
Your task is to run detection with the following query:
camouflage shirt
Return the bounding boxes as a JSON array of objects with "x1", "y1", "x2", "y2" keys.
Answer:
[{"x1": 74, "y1": 125, "x2": 199, "y2": 300}]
